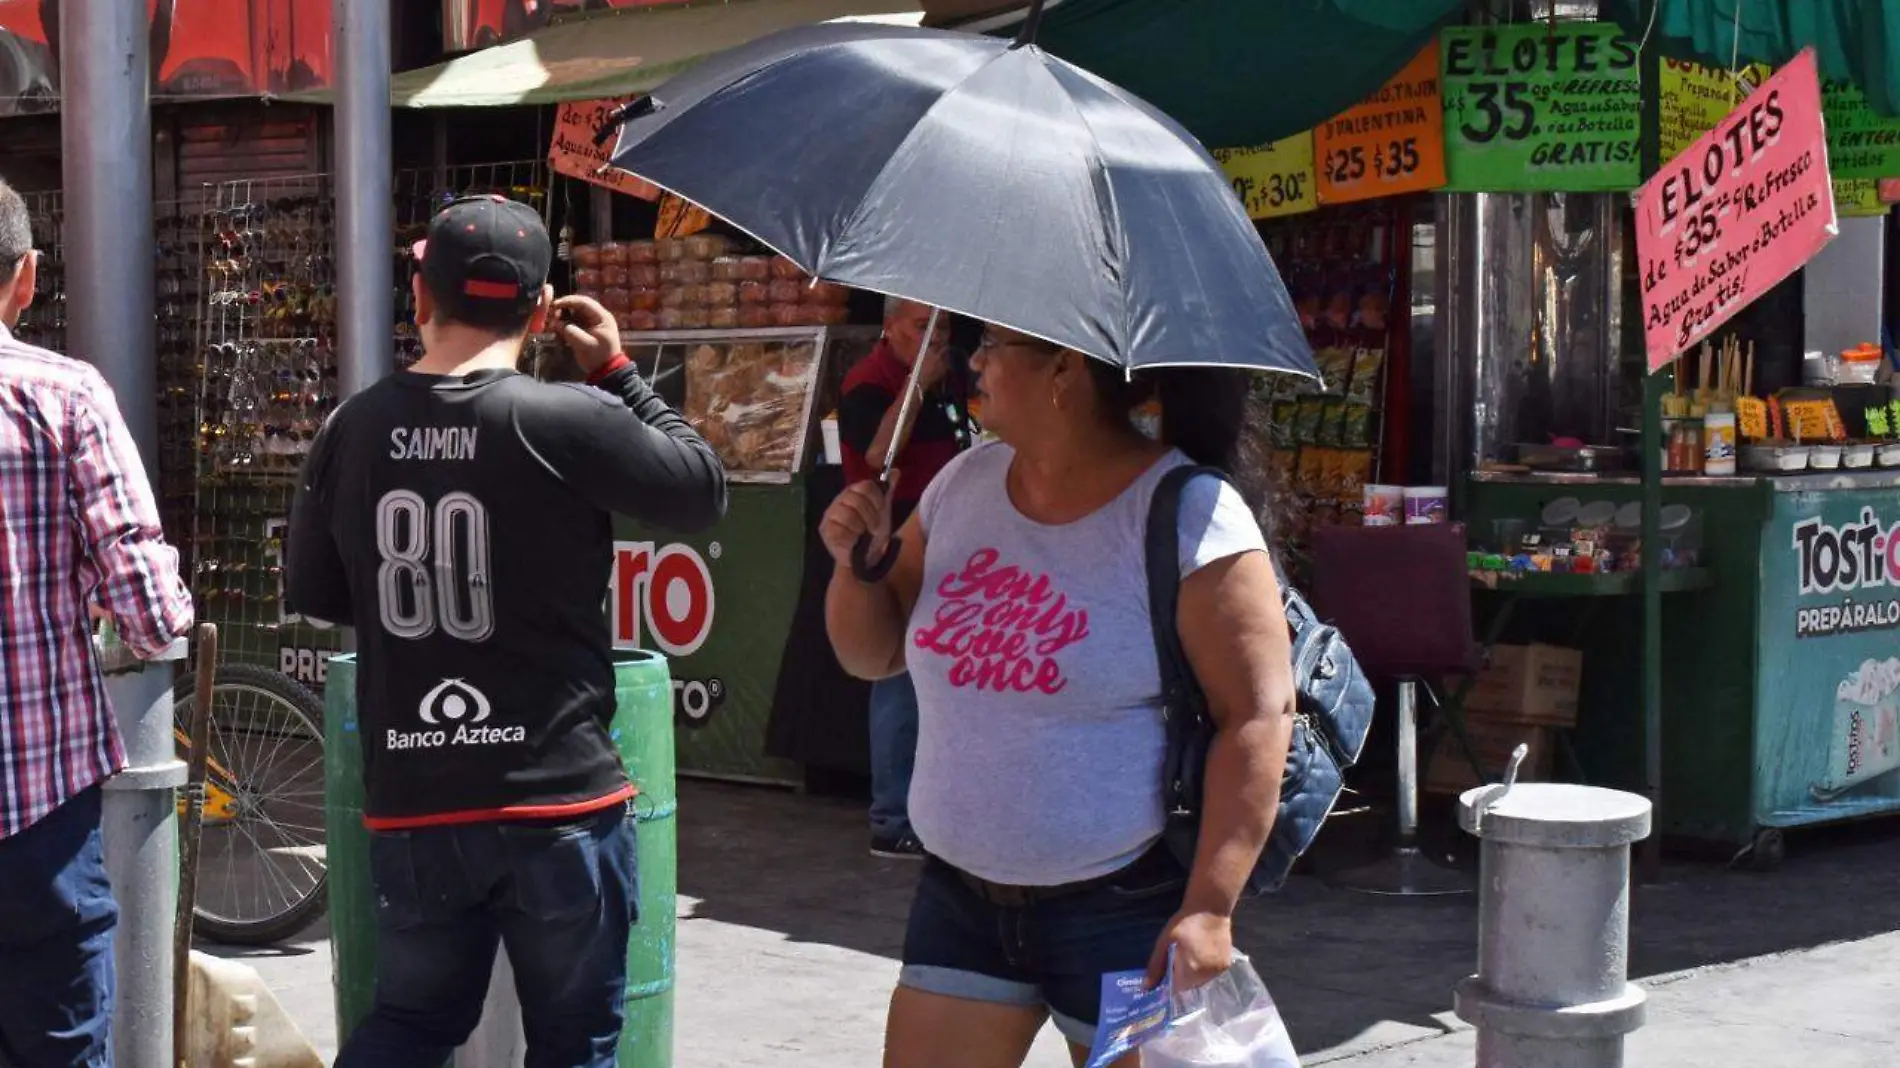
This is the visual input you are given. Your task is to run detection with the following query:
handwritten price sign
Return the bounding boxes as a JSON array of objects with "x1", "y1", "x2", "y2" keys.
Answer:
[
  {"x1": 1837, "y1": 178, "x2": 1888, "y2": 217},
  {"x1": 1822, "y1": 78, "x2": 1900, "y2": 180},
  {"x1": 1212, "y1": 134, "x2": 1318, "y2": 220},
  {"x1": 1315, "y1": 45, "x2": 1446, "y2": 204},
  {"x1": 1440, "y1": 24, "x2": 1642, "y2": 192},
  {"x1": 548, "y1": 96, "x2": 659, "y2": 201},
  {"x1": 1636, "y1": 49, "x2": 1837, "y2": 371}
]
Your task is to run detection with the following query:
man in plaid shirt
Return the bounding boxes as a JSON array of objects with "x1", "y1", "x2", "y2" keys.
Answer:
[{"x1": 0, "y1": 178, "x2": 193, "y2": 1066}]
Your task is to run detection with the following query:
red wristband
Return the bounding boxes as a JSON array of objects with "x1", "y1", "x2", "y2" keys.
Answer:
[{"x1": 587, "y1": 352, "x2": 631, "y2": 385}]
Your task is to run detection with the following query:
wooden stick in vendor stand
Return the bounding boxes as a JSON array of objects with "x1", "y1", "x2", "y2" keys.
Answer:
[
  {"x1": 850, "y1": 306, "x2": 944, "y2": 581},
  {"x1": 174, "y1": 623, "x2": 217, "y2": 1068},
  {"x1": 1745, "y1": 342, "x2": 1755, "y2": 398}
]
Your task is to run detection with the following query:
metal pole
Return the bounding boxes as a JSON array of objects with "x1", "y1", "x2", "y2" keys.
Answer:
[
  {"x1": 60, "y1": 4, "x2": 185, "y2": 1067},
  {"x1": 1635, "y1": 0, "x2": 1666, "y2": 884},
  {"x1": 334, "y1": 0, "x2": 394, "y2": 401},
  {"x1": 1395, "y1": 680, "x2": 1420, "y2": 846},
  {"x1": 1456, "y1": 777, "x2": 1652, "y2": 1067},
  {"x1": 1330, "y1": 679, "x2": 1471, "y2": 896}
]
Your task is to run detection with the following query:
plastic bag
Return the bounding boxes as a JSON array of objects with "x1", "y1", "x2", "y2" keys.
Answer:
[{"x1": 1141, "y1": 957, "x2": 1300, "y2": 1068}]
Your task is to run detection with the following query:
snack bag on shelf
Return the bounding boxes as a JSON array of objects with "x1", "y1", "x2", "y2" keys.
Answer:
[
  {"x1": 1314, "y1": 347, "x2": 1354, "y2": 394},
  {"x1": 1315, "y1": 401, "x2": 1344, "y2": 447},
  {"x1": 1292, "y1": 399, "x2": 1326, "y2": 444},
  {"x1": 1335, "y1": 450, "x2": 1372, "y2": 505},
  {"x1": 1345, "y1": 347, "x2": 1385, "y2": 402},
  {"x1": 1294, "y1": 449, "x2": 1328, "y2": 497},
  {"x1": 1339, "y1": 403, "x2": 1373, "y2": 450}
]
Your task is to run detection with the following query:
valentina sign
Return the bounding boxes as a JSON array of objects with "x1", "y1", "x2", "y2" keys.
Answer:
[{"x1": 1636, "y1": 48, "x2": 1838, "y2": 371}]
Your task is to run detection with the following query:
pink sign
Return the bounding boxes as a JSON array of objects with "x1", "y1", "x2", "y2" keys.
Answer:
[{"x1": 1637, "y1": 49, "x2": 1838, "y2": 372}]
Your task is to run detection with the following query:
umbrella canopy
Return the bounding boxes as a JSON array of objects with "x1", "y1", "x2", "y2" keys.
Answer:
[
  {"x1": 924, "y1": 0, "x2": 1467, "y2": 147},
  {"x1": 605, "y1": 20, "x2": 1314, "y2": 378},
  {"x1": 1606, "y1": 0, "x2": 1900, "y2": 117}
]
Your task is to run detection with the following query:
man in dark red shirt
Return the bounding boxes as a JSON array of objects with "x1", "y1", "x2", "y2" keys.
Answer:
[{"x1": 837, "y1": 297, "x2": 965, "y2": 858}]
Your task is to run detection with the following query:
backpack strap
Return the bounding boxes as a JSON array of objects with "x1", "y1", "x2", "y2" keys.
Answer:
[{"x1": 1146, "y1": 464, "x2": 1234, "y2": 830}]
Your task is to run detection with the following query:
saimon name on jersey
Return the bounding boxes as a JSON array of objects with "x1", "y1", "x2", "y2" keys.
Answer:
[{"x1": 610, "y1": 540, "x2": 727, "y2": 726}]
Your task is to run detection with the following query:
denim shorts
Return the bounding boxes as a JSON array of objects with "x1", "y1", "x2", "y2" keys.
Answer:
[{"x1": 899, "y1": 844, "x2": 1187, "y2": 1046}]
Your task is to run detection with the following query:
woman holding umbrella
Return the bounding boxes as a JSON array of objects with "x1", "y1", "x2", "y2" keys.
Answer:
[
  {"x1": 601, "y1": 7, "x2": 1313, "y2": 1061},
  {"x1": 820, "y1": 331, "x2": 1296, "y2": 1065}
]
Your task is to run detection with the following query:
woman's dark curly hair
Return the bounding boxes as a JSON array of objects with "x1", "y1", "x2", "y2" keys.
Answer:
[{"x1": 1082, "y1": 358, "x2": 1247, "y2": 473}]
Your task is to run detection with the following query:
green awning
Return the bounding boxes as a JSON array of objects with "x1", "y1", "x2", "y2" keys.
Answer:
[
  {"x1": 1606, "y1": 0, "x2": 1900, "y2": 115},
  {"x1": 929, "y1": 0, "x2": 1469, "y2": 147},
  {"x1": 293, "y1": 0, "x2": 921, "y2": 108}
]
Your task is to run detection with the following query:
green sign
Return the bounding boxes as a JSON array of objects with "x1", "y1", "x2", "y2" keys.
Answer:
[
  {"x1": 1822, "y1": 78, "x2": 1900, "y2": 180},
  {"x1": 1439, "y1": 24, "x2": 1642, "y2": 192},
  {"x1": 612, "y1": 483, "x2": 806, "y2": 784},
  {"x1": 1755, "y1": 488, "x2": 1900, "y2": 826}
]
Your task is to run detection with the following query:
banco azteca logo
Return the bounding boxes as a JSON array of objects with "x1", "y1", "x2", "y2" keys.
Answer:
[{"x1": 418, "y1": 678, "x2": 492, "y2": 726}]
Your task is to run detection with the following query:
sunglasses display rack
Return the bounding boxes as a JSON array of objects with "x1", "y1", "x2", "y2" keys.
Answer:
[
  {"x1": 12, "y1": 193, "x2": 204, "y2": 565},
  {"x1": 12, "y1": 191, "x2": 64, "y2": 352},
  {"x1": 191, "y1": 175, "x2": 340, "y2": 668},
  {"x1": 155, "y1": 200, "x2": 209, "y2": 557},
  {"x1": 392, "y1": 159, "x2": 554, "y2": 371}
]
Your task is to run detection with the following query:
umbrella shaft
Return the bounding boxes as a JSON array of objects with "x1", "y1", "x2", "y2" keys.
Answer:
[{"x1": 879, "y1": 307, "x2": 941, "y2": 483}]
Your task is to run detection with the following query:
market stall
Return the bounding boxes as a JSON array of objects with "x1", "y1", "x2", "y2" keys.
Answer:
[
  {"x1": 1439, "y1": 30, "x2": 1900, "y2": 861},
  {"x1": 566, "y1": 234, "x2": 880, "y2": 783}
]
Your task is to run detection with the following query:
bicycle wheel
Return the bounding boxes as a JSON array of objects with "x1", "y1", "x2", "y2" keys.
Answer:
[{"x1": 173, "y1": 664, "x2": 328, "y2": 946}]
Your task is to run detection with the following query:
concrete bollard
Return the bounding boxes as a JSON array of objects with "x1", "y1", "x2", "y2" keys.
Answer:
[{"x1": 1454, "y1": 763, "x2": 1652, "y2": 1068}]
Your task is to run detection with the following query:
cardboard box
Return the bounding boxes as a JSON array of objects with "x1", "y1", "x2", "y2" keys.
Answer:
[
  {"x1": 1424, "y1": 721, "x2": 1553, "y2": 796},
  {"x1": 1463, "y1": 643, "x2": 1582, "y2": 727}
]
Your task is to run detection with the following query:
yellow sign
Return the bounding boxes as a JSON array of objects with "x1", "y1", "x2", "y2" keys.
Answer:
[
  {"x1": 1315, "y1": 45, "x2": 1447, "y2": 205},
  {"x1": 1659, "y1": 59, "x2": 1748, "y2": 158},
  {"x1": 1836, "y1": 178, "x2": 1889, "y2": 217},
  {"x1": 656, "y1": 193, "x2": 713, "y2": 238},
  {"x1": 1212, "y1": 134, "x2": 1318, "y2": 220}
]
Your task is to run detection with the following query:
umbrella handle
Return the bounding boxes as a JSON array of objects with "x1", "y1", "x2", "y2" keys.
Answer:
[{"x1": 851, "y1": 532, "x2": 903, "y2": 583}]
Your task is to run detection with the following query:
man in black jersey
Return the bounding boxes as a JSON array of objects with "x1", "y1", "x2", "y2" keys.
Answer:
[{"x1": 287, "y1": 195, "x2": 725, "y2": 1067}]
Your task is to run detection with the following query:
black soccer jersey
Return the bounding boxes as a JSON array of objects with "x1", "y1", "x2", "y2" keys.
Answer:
[{"x1": 287, "y1": 363, "x2": 726, "y2": 828}]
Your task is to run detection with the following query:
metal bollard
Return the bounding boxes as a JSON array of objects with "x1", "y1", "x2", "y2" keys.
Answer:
[
  {"x1": 99, "y1": 635, "x2": 189, "y2": 1068},
  {"x1": 1455, "y1": 753, "x2": 1652, "y2": 1068}
]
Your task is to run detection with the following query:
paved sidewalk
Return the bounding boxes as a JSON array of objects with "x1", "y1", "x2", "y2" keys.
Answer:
[{"x1": 218, "y1": 780, "x2": 1900, "y2": 1066}]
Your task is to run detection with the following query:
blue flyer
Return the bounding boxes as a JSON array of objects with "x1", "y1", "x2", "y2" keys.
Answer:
[{"x1": 1084, "y1": 948, "x2": 1176, "y2": 1068}]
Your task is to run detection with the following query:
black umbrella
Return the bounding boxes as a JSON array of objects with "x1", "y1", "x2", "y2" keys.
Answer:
[
  {"x1": 601, "y1": 3, "x2": 1316, "y2": 573},
  {"x1": 603, "y1": 8, "x2": 1313, "y2": 372}
]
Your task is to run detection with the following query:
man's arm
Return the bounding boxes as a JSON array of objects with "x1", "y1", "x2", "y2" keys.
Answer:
[
  {"x1": 838, "y1": 383, "x2": 898, "y2": 474},
  {"x1": 69, "y1": 375, "x2": 193, "y2": 658},
  {"x1": 285, "y1": 416, "x2": 352, "y2": 625},
  {"x1": 523, "y1": 364, "x2": 728, "y2": 532}
]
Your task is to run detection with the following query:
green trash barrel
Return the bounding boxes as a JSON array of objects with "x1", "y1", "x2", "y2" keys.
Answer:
[{"x1": 326, "y1": 651, "x2": 678, "y2": 1067}]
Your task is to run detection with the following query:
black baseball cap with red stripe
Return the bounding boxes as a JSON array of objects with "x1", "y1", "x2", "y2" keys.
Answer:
[{"x1": 413, "y1": 194, "x2": 552, "y2": 330}]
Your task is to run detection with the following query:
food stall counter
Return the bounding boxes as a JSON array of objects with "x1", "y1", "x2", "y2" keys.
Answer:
[
  {"x1": 1463, "y1": 468, "x2": 1900, "y2": 859},
  {"x1": 608, "y1": 325, "x2": 880, "y2": 785}
]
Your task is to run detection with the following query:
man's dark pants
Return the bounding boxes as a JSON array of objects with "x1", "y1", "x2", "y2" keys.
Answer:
[
  {"x1": 335, "y1": 805, "x2": 638, "y2": 1068},
  {"x1": 0, "y1": 785, "x2": 117, "y2": 1068}
]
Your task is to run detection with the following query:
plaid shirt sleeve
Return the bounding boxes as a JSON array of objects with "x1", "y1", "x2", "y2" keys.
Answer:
[{"x1": 68, "y1": 370, "x2": 193, "y2": 658}]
